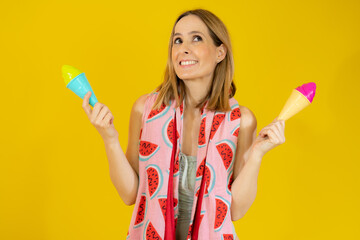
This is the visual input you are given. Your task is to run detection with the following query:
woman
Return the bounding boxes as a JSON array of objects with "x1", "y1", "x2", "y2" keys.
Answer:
[{"x1": 82, "y1": 9, "x2": 285, "y2": 240}]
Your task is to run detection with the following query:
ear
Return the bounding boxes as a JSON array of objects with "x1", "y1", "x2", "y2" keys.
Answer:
[{"x1": 216, "y1": 44, "x2": 227, "y2": 63}]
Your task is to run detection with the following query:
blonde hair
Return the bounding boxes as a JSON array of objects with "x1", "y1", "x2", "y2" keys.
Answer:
[{"x1": 152, "y1": 9, "x2": 236, "y2": 112}]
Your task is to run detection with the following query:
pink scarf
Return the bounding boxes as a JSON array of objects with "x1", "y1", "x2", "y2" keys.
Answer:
[{"x1": 127, "y1": 90, "x2": 241, "y2": 239}]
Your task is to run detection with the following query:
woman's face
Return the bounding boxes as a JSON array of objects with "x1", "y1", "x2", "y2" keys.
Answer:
[{"x1": 171, "y1": 15, "x2": 225, "y2": 81}]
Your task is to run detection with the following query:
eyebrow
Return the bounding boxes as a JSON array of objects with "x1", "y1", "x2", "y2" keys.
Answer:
[{"x1": 173, "y1": 31, "x2": 204, "y2": 37}]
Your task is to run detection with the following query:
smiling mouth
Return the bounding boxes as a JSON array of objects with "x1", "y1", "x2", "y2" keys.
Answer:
[{"x1": 179, "y1": 60, "x2": 198, "y2": 66}]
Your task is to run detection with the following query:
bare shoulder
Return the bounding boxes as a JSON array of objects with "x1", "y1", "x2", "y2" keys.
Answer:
[
  {"x1": 132, "y1": 93, "x2": 149, "y2": 116},
  {"x1": 232, "y1": 105, "x2": 258, "y2": 180},
  {"x1": 126, "y1": 93, "x2": 150, "y2": 177},
  {"x1": 238, "y1": 105, "x2": 257, "y2": 129}
]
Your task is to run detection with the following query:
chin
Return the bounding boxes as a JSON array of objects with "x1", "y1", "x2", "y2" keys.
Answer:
[
  {"x1": 176, "y1": 72, "x2": 202, "y2": 81},
  {"x1": 177, "y1": 75, "x2": 192, "y2": 80}
]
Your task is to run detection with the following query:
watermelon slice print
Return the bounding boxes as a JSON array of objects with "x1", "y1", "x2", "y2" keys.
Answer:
[
  {"x1": 126, "y1": 230, "x2": 130, "y2": 239},
  {"x1": 214, "y1": 195, "x2": 231, "y2": 232},
  {"x1": 167, "y1": 153, "x2": 180, "y2": 177},
  {"x1": 157, "y1": 195, "x2": 179, "y2": 221},
  {"x1": 146, "y1": 164, "x2": 163, "y2": 199},
  {"x1": 143, "y1": 220, "x2": 163, "y2": 240},
  {"x1": 195, "y1": 160, "x2": 216, "y2": 197},
  {"x1": 228, "y1": 104, "x2": 241, "y2": 122},
  {"x1": 146, "y1": 100, "x2": 171, "y2": 123},
  {"x1": 198, "y1": 115, "x2": 206, "y2": 148},
  {"x1": 174, "y1": 197, "x2": 179, "y2": 210},
  {"x1": 134, "y1": 193, "x2": 147, "y2": 228},
  {"x1": 222, "y1": 234, "x2": 234, "y2": 240},
  {"x1": 162, "y1": 116, "x2": 179, "y2": 148},
  {"x1": 195, "y1": 157, "x2": 206, "y2": 178},
  {"x1": 215, "y1": 139, "x2": 236, "y2": 171},
  {"x1": 231, "y1": 124, "x2": 240, "y2": 137},
  {"x1": 210, "y1": 112, "x2": 226, "y2": 140},
  {"x1": 139, "y1": 141, "x2": 160, "y2": 161}
]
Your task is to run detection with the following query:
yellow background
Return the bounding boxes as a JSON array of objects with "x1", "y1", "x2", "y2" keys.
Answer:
[{"x1": 1, "y1": 0, "x2": 359, "y2": 239}]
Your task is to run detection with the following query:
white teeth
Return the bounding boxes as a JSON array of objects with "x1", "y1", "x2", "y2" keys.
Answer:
[{"x1": 180, "y1": 60, "x2": 197, "y2": 66}]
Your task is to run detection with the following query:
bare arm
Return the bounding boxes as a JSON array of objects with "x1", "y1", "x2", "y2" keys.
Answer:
[
  {"x1": 230, "y1": 106, "x2": 259, "y2": 221},
  {"x1": 105, "y1": 138, "x2": 139, "y2": 206},
  {"x1": 230, "y1": 105, "x2": 286, "y2": 221},
  {"x1": 108, "y1": 94, "x2": 148, "y2": 205},
  {"x1": 82, "y1": 91, "x2": 147, "y2": 206}
]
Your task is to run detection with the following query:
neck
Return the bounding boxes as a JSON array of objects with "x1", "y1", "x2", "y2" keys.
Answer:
[{"x1": 182, "y1": 74, "x2": 213, "y2": 110}]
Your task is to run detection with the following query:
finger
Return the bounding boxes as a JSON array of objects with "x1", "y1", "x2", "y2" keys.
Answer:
[
  {"x1": 271, "y1": 116, "x2": 284, "y2": 126},
  {"x1": 259, "y1": 125, "x2": 272, "y2": 136},
  {"x1": 90, "y1": 102, "x2": 104, "y2": 123},
  {"x1": 103, "y1": 113, "x2": 113, "y2": 127},
  {"x1": 95, "y1": 106, "x2": 109, "y2": 126},
  {"x1": 273, "y1": 125, "x2": 285, "y2": 144},
  {"x1": 281, "y1": 120, "x2": 285, "y2": 140},
  {"x1": 262, "y1": 128, "x2": 281, "y2": 144},
  {"x1": 261, "y1": 119, "x2": 277, "y2": 133},
  {"x1": 258, "y1": 127, "x2": 268, "y2": 137},
  {"x1": 280, "y1": 120, "x2": 285, "y2": 129},
  {"x1": 82, "y1": 91, "x2": 92, "y2": 117},
  {"x1": 273, "y1": 122, "x2": 282, "y2": 136},
  {"x1": 273, "y1": 121, "x2": 285, "y2": 142},
  {"x1": 270, "y1": 125, "x2": 282, "y2": 142},
  {"x1": 266, "y1": 128, "x2": 281, "y2": 144},
  {"x1": 277, "y1": 119, "x2": 285, "y2": 130},
  {"x1": 274, "y1": 118, "x2": 284, "y2": 127},
  {"x1": 268, "y1": 119, "x2": 285, "y2": 139}
]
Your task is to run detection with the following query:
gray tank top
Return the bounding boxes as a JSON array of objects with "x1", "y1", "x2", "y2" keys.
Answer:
[{"x1": 176, "y1": 151, "x2": 197, "y2": 240}]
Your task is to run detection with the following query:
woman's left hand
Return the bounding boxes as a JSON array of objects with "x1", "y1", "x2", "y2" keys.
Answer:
[{"x1": 251, "y1": 117, "x2": 286, "y2": 158}]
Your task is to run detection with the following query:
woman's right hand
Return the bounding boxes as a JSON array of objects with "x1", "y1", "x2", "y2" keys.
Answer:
[{"x1": 82, "y1": 91, "x2": 119, "y2": 143}]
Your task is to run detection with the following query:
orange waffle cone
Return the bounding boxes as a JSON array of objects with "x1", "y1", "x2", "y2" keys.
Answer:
[{"x1": 278, "y1": 89, "x2": 311, "y2": 121}]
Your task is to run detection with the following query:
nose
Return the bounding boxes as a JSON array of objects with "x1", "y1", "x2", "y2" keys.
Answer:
[{"x1": 180, "y1": 41, "x2": 191, "y2": 54}]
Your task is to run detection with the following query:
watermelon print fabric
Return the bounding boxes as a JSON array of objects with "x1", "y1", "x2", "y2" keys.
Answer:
[{"x1": 127, "y1": 90, "x2": 241, "y2": 239}]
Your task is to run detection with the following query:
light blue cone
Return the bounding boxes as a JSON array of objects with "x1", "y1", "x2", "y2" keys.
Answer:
[{"x1": 66, "y1": 73, "x2": 98, "y2": 107}]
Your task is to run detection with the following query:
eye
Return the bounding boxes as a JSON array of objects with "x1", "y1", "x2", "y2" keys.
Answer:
[
  {"x1": 174, "y1": 37, "x2": 182, "y2": 44},
  {"x1": 194, "y1": 35, "x2": 202, "y2": 41},
  {"x1": 173, "y1": 35, "x2": 202, "y2": 44}
]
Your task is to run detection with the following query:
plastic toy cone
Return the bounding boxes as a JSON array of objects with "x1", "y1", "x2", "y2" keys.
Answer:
[
  {"x1": 62, "y1": 65, "x2": 98, "y2": 107},
  {"x1": 278, "y1": 89, "x2": 311, "y2": 121}
]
